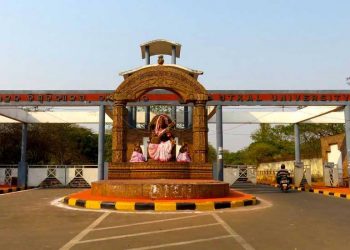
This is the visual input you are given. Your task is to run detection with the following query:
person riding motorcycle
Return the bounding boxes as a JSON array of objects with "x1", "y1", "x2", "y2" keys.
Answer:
[{"x1": 276, "y1": 164, "x2": 291, "y2": 185}]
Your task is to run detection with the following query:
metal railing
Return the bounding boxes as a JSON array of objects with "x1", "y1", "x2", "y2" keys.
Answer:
[
  {"x1": 224, "y1": 165, "x2": 257, "y2": 184},
  {"x1": 0, "y1": 164, "x2": 98, "y2": 187},
  {"x1": 256, "y1": 169, "x2": 295, "y2": 184},
  {"x1": 0, "y1": 164, "x2": 18, "y2": 185}
]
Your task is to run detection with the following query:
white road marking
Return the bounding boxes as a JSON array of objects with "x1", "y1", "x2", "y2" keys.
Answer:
[
  {"x1": 125, "y1": 235, "x2": 234, "y2": 250},
  {"x1": 59, "y1": 212, "x2": 110, "y2": 250},
  {"x1": 54, "y1": 193, "x2": 268, "y2": 249},
  {"x1": 93, "y1": 213, "x2": 208, "y2": 231},
  {"x1": 218, "y1": 197, "x2": 273, "y2": 213},
  {"x1": 50, "y1": 197, "x2": 106, "y2": 213},
  {"x1": 212, "y1": 213, "x2": 255, "y2": 250},
  {"x1": 77, "y1": 223, "x2": 220, "y2": 244}
]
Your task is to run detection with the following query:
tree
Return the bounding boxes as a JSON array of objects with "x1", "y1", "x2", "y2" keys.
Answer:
[
  {"x1": 0, "y1": 124, "x2": 22, "y2": 163},
  {"x1": 207, "y1": 143, "x2": 217, "y2": 163},
  {"x1": 226, "y1": 123, "x2": 345, "y2": 165},
  {"x1": 0, "y1": 124, "x2": 99, "y2": 164},
  {"x1": 298, "y1": 124, "x2": 344, "y2": 158}
]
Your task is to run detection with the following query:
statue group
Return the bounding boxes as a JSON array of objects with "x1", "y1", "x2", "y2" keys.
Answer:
[{"x1": 130, "y1": 114, "x2": 191, "y2": 163}]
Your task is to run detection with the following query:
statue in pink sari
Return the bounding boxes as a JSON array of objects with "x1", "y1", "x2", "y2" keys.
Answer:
[
  {"x1": 130, "y1": 144, "x2": 146, "y2": 162},
  {"x1": 177, "y1": 143, "x2": 191, "y2": 162},
  {"x1": 148, "y1": 114, "x2": 176, "y2": 162}
]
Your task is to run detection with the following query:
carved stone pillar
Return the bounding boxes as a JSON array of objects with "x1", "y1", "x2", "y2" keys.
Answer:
[
  {"x1": 192, "y1": 101, "x2": 208, "y2": 163},
  {"x1": 112, "y1": 101, "x2": 127, "y2": 163}
]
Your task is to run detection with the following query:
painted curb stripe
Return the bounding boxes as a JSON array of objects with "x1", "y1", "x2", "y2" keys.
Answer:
[
  {"x1": 231, "y1": 200, "x2": 244, "y2": 208},
  {"x1": 75, "y1": 199, "x2": 86, "y2": 207},
  {"x1": 135, "y1": 202, "x2": 155, "y2": 210},
  {"x1": 243, "y1": 199, "x2": 253, "y2": 206},
  {"x1": 63, "y1": 197, "x2": 257, "y2": 211},
  {"x1": 214, "y1": 201, "x2": 231, "y2": 209},
  {"x1": 68, "y1": 198, "x2": 77, "y2": 206},
  {"x1": 0, "y1": 186, "x2": 34, "y2": 194},
  {"x1": 116, "y1": 202, "x2": 135, "y2": 211},
  {"x1": 155, "y1": 202, "x2": 177, "y2": 211},
  {"x1": 195, "y1": 202, "x2": 215, "y2": 211},
  {"x1": 85, "y1": 200, "x2": 101, "y2": 209},
  {"x1": 176, "y1": 202, "x2": 196, "y2": 210},
  {"x1": 101, "y1": 201, "x2": 115, "y2": 210}
]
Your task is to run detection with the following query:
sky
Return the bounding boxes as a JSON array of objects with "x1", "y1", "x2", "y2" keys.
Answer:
[{"x1": 1, "y1": 0, "x2": 350, "y2": 151}]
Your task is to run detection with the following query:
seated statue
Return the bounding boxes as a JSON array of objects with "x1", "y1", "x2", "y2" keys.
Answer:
[
  {"x1": 130, "y1": 144, "x2": 146, "y2": 162},
  {"x1": 148, "y1": 114, "x2": 176, "y2": 162},
  {"x1": 177, "y1": 143, "x2": 191, "y2": 162}
]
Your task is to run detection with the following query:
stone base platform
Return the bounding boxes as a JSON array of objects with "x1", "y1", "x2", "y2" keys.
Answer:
[
  {"x1": 108, "y1": 162, "x2": 213, "y2": 179},
  {"x1": 91, "y1": 179, "x2": 229, "y2": 199}
]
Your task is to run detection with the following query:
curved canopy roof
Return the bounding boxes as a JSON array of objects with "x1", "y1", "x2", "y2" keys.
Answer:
[
  {"x1": 140, "y1": 39, "x2": 181, "y2": 59},
  {"x1": 0, "y1": 106, "x2": 344, "y2": 124}
]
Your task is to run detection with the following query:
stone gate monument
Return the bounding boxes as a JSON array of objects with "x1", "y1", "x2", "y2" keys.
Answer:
[{"x1": 91, "y1": 40, "x2": 229, "y2": 200}]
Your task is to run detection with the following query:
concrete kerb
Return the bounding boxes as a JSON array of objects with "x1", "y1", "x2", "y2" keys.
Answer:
[
  {"x1": 259, "y1": 182, "x2": 350, "y2": 200},
  {"x1": 62, "y1": 196, "x2": 258, "y2": 212},
  {"x1": 0, "y1": 186, "x2": 35, "y2": 194}
]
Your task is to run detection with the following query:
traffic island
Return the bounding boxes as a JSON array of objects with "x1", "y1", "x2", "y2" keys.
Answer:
[{"x1": 62, "y1": 188, "x2": 257, "y2": 211}]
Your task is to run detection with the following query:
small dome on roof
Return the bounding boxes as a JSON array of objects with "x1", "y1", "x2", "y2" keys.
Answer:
[{"x1": 140, "y1": 39, "x2": 181, "y2": 59}]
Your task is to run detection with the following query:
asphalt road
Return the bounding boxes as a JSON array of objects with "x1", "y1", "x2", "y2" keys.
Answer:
[{"x1": 0, "y1": 184, "x2": 349, "y2": 250}]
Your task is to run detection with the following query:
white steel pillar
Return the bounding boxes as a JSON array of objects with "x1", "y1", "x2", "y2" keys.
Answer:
[
  {"x1": 294, "y1": 123, "x2": 301, "y2": 163},
  {"x1": 98, "y1": 105, "x2": 105, "y2": 180},
  {"x1": 216, "y1": 105, "x2": 224, "y2": 181},
  {"x1": 18, "y1": 123, "x2": 28, "y2": 187},
  {"x1": 344, "y1": 105, "x2": 350, "y2": 186}
]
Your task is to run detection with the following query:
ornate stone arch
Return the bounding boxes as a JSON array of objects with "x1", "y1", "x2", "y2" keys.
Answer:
[
  {"x1": 111, "y1": 65, "x2": 209, "y2": 169},
  {"x1": 113, "y1": 66, "x2": 208, "y2": 103}
]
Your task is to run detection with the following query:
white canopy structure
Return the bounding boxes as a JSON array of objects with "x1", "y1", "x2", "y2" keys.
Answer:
[
  {"x1": 0, "y1": 106, "x2": 344, "y2": 124},
  {"x1": 208, "y1": 106, "x2": 343, "y2": 124},
  {"x1": 0, "y1": 108, "x2": 113, "y2": 124}
]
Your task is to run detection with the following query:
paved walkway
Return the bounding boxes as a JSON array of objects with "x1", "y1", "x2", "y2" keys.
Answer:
[{"x1": 1, "y1": 185, "x2": 350, "y2": 250}]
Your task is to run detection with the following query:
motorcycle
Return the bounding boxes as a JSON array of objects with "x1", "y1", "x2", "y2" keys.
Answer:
[{"x1": 279, "y1": 176, "x2": 290, "y2": 192}]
